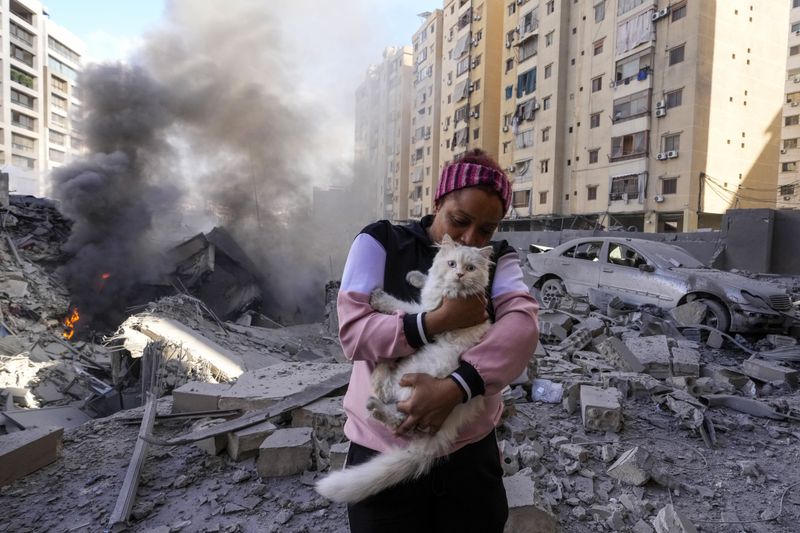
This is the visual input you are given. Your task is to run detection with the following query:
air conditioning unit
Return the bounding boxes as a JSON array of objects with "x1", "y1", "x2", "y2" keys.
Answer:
[
  {"x1": 468, "y1": 81, "x2": 474, "y2": 92},
  {"x1": 792, "y1": 102, "x2": 799, "y2": 107},
  {"x1": 502, "y1": 125, "x2": 509, "y2": 132},
  {"x1": 532, "y1": 102, "x2": 541, "y2": 111},
  {"x1": 471, "y1": 38, "x2": 479, "y2": 46},
  {"x1": 505, "y1": 41, "x2": 512, "y2": 49},
  {"x1": 655, "y1": 108, "x2": 667, "y2": 118},
  {"x1": 443, "y1": 125, "x2": 449, "y2": 131},
  {"x1": 656, "y1": 152, "x2": 668, "y2": 161},
  {"x1": 447, "y1": 79, "x2": 452, "y2": 85},
  {"x1": 507, "y1": 165, "x2": 516, "y2": 172},
  {"x1": 651, "y1": 7, "x2": 670, "y2": 21},
  {"x1": 651, "y1": 11, "x2": 660, "y2": 22},
  {"x1": 471, "y1": 110, "x2": 479, "y2": 118},
  {"x1": 656, "y1": 100, "x2": 666, "y2": 109},
  {"x1": 794, "y1": 76, "x2": 800, "y2": 83},
  {"x1": 666, "y1": 150, "x2": 679, "y2": 159},
  {"x1": 473, "y1": 15, "x2": 481, "y2": 21},
  {"x1": 517, "y1": 0, "x2": 524, "y2": 5},
  {"x1": 448, "y1": 35, "x2": 453, "y2": 42},
  {"x1": 654, "y1": 194, "x2": 665, "y2": 203},
  {"x1": 471, "y1": 60, "x2": 478, "y2": 68},
  {"x1": 781, "y1": 148, "x2": 788, "y2": 154},
  {"x1": 621, "y1": 192, "x2": 629, "y2": 202},
  {"x1": 609, "y1": 81, "x2": 616, "y2": 88}
]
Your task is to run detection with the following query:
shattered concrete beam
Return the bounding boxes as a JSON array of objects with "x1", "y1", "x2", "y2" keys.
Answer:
[{"x1": 0, "y1": 427, "x2": 63, "y2": 487}]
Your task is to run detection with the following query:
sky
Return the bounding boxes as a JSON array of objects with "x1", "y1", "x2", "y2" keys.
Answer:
[{"x1": 43, "y1": 0, "x2": 441, "y2": 64}]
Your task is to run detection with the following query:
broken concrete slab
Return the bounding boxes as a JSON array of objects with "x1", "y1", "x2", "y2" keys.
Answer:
[
  {"x1": 572, "y1": 351, "x2": 616, "y2": 374},
  {"x1": 0, "y1": 426, "x2": 63, "y2": 486},
  {"x1": 624, "y1": 336, "x2": 671, "y2": 379},
  {"x1": 601, "y1": 372, "x2": 665, "y2": 399},
  {"x1": 652, "y1": 504, "x2": 698, "y2": 533},
  {"x1": 607, "y1": 447, "x2": 652, "y2": 486},
  {"x1": 329, "y1": 441, "x2": 349, "y2": 471},
  {"x1": 580, "y1": 385, "x2": 623, "y2": 433},
  {"x1": 3, "y1": 406, "x2": 91, "y2": 430},
  {"x1": 290, "y1": 396, "x2": 345, "y2": 441},
  {"x1": 227, "y1": 420, "x2": 277, "y2": 462},
  {"x1": 741, "y1": 357, "x2": 798, "y2": 387},
  {"x1": 257, "y1": 427, "x2": 314, "y2": 478},
  {"x1": 503, "y1": 469, "x2": 561, "y2": 533},
  {"x1": 172, "y1": 382, "x2": 225, "y2": 413},
  {"x1": 219, "y1": 363, "x2": 350, "y2": 411},
  {"x1": 706, "y1": 329, "x2": 724, "y2": 349},
  {"x1": 669, "y1": 301, "x2": 707, "y2": 327},
  {"x1": 670, "y1": 347, "x2": 700, "y2": 377},
  {"x1": 598, "y1": 337, "x2": 645, "y2": 373}
]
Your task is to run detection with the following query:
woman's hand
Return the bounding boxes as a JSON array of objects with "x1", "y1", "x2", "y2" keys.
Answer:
[
  {"x1": 395, "y1": 373, "x2": 463, "y2": 435},
  {"x1": 424, "y1": 294, "x2": 488, "y2": 336}
]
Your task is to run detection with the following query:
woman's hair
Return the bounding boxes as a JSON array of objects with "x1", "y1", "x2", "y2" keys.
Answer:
[
  {"x1": 457, "y1": 149, "x2": 504, "y2": 174},
  {"x1": 435, "y1": 149, "x2": 512, "y2": 213}
]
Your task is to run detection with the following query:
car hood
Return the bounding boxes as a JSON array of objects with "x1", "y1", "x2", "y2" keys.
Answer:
[{"x1": 670, "y1": 268, "x2": 788, "y2": 296}]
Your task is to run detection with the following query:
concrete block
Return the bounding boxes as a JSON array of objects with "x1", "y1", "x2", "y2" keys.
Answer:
[
  {"x1": 633, "y1": 520, "x2": 655, "y2": 533},
  {"x1": 257, "y1": 427, "x2": 314, "y2": 477},
  {"x1": 171, "y1": 381, "x2": 224, "y2": 413},
  {"x1": 290, "y1": 396, "x2": 345, "y2": 441},
  {"x1": 555, "y1": 330, "x2": 593, "y2": 356},
  {"x1": 607, "y1": 447, "x2": 652, "y2": 486},
  {"x1": 539, "y1": 321, "x2": 568, "y2": 343},
  {"x1": 624, "y1": 336, "x2": 671, "y2": 379},
  {"x1": 706, "y1": 329, "x2": 724, "y2": 349},
  {"x1": 499, "y1": 439, "x2": 520, "y2": 475},
  {"x1": 766, "y1": 334, "x2": 797, "y2": 348},
  {"x1": 574, "y1": 317, "x2": 606, "y2": 337},
  {"x1": 580, "y1": 386, "x2": 623, "y2": 433},
  {"x1": 700, "y1": 363, "x2": 750, "y2": 390},
  {"x1": 329, "y1": 441, "x2": 349, "y2": 471},
  {"x1": 598, "y1": 337, "x2": 645, "y2": 373},
  {"x1": 572, "y1": 351, "x2": 616, "y2": 374},
  {"x1": 227, "y1": 420, "x2": 278, "y2": 461},
  {"x1": 669, "y1": 301, "x2": 707, "y2": 327},
  {"x1": 741, "y1": 358, "x2": 798, "y2": 387},
  {"x1": 191, "y1": 418, "x2": 229, "y2": 456},
  {"x1": 601, "y1": 372, "x2": 664, "y2": 399},
  {"x1": 219, "y1": 363, "x2": 350, "y2": 411},
  {"x1": 652, "y1": 504, "x2": 698, "y2": 533},
  {"x1": 0, "y1": 427, "x2": 63, "y2": 486},
  {"x1": 558, "y1": 443, "x2": 589, "y2": 463},
  {"x1": 561, "y1": 379, "x2": 592, "y2": 415},
  {"x1": 503, "y1": 469, "x2": 561, "y2": 533},
  {"x1": 670, "y1": 347, "x2": 700, "y2": 377}
]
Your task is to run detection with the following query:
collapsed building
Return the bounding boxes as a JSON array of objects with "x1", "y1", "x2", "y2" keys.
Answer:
[{"x1": 1, "y1": 189, "x2": 800, "y2": 533}]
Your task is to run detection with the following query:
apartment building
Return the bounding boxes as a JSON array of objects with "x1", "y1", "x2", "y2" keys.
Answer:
[
  {"x1": 2, "y1": 0, "x2": 84, "y2": 196},
  {"x1": 781, "y1": 0, "x2": 800, "y2": 209},
  {"x1": 439, "y1": 0, "x2": 505, "y2": 190},
  {"x1": 501, "y1": 0, "x2": 786, "y2": 232},
  {"x1": 408, "y1": 10, "x2": 443, "y2": 220},
  {"x1": 354, "y1": 46, "x2": 414, "y2": 221}
]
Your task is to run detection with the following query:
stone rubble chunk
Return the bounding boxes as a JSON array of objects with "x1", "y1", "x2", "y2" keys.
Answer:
[
  {"x1": 670, "y1": 347, "x2": 700, "y2": 377},
  {"x1": 328, "y1": 441, "x2": 349, "y2": 471},
  {"x1": 601, "y1": 372, "x2": 664, "y2": 399},
  {"x1": 580, "y1": 385, "x2": 623, "y2": 433},
  {"x1": 227, "y1": 420, "x2": 277, "y2": 462},
  {"x1": 766, "y1": 334, "x2": 797, "y2": 348},
  {"x1": 290, "y1": 396, "x2": 346, "y2": 441},
  {"x1": 172, "y1": 382, "x2": 225, "y2": 413},
  {"x1": 607, "y1": 447, "x2": 653, "y2": 486},
  {"x1": 624, "y1": 336, "x2": 671, "y2": 379},
  {"x1": 0, "y1": 427, "x2": 63, "y2": 486},
  {"x1": 669, "y1": 301, "x2": 707, "y2": 327},
  {"x1": 633, "y1": 519, "x2": 655, "y2": 533},
  {"x1": 652, "y1": 504, "x2": 698, "y2": 533},
  {"x1": 558, "y1": 443, "x2": 589, "y2": 463},
  {"x1": 572, "y1": 351, "x2": 616, "y2": 374},
  {"x1": 706, "y1": 330, "x2": 724, "y2": 349},
  {"x1": 257, "y1": 427, "x2": 314, "y2": 478},
  {"x1": 518, "y1": 441, "x2": 544, "y2": 468},
  {"x1": 555, "y1": 329, "x2": 593, "y2": 357},
  {"x1": 741, "y1": 357, "x2": 798, "y2": 387},
  {"x1": 502, "y1": 468, "x2": 560, "y2": 533},
  {"x1": 598, "y1": 337, "x2": 645, "y2": 373},
  {"x1": 499, "y1": 439, "x2": 521, "y2": 476}
]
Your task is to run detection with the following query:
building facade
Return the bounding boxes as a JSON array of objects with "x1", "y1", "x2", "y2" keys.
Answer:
[
  {"x1": 2, "y1": 0, "x2": 84, "y2": 196},
  {"x1": 354, "y1": 46, "x2": 414, "y2": 222},
  {"x1": 781, "y1": 0, "x2": 800, "y2": 209}
]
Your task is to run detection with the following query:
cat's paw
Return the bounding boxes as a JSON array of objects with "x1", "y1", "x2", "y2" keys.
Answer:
[
  {"x1": 369, "y1": 288, "x2": 392, "y2": 312},
  {"x1": 366, "y1": 396, "x2": 381, "y2": 413},
  {"x1": 405, "y1": 270, "x2": 427, "y2": 289}
]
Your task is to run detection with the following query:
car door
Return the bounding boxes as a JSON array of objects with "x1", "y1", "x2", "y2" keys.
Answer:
[
  {"x1": 598, "y1": 242, "x2": 663, "y2": 307},
  {"x1": 555, "y1": 240, "x2": 603, "y2": 297}
]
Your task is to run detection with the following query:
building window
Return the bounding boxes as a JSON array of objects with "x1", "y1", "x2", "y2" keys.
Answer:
[
  {"x1": 590, "y1": 113, "x2": 600, "y2": 128},
  {"x1": 515, "y1": 129, "x2": 534, "y2": 149},
  {"x1": 795, "y1": 23, "x2": 800, "y2": 33},
  {"x1": 49, "y1": 148, "x2": 65, "y2": 162},
  {"x1": 782, "y1": 162, "x2": 797, "y2": 172},
  {"x1": 786, "y1": 115, "x2": 800, "y2": 126},
  {"x1": 669, "y1": 44, "x2": 685, "y2": 65},
  {"x1": 12, "y1": 133, "x2": 35, "y2": 152},
  {"x1": 539, "y1": 191, "x2": 548, "y2": 204},
  {"x1": 543, "y1": 96, "x2": 551, "y2": 110},
  {"x1": 781, "y1": 184, "x2": 796, "y2": 196},
  {"x1": 473, "y1": 128, "x2": 480, "y2": 140},
  {"x1": 541, "y1": 159, "x2": 549, "y2": 172},
  {"x1": 49, "y1": 129, "x2": 66, "y2": 145},
  {"x1": 662, "y1": 178, "x2": 678, "y2": 195},
  {"x1": 618, "y1": 0, "x2": 645, "y2": 16},
  {"x1": 541, "y1": 127, "x2": 550, "y2": 142},
  {"x1": 9, "y1": 21, "x2": 34, "y2": 46},
  {"x1": 663, "y1": 133, "x2": 680, "y2": 152},
  {"x1": 609, "y1": 174, "x2": 641, "y2": 200},
  {"x1": 11, "y1": 110, "x2": 35, "y2": 131},
  {"x1": 546, "y1": 1, "x2": 554, "y2": 15},
  {"x1": 615, "y1": 50, "x2": 653, "y2": 82},
  {"x1": 508, "y1": 2, "x2": 516, "y2": 16},
  {"x1": 671, "y1": 2, "x2": 686, "y2": 21},
  {"x1": 10, "y1": 66, "x2": 35, "y2": 89},
  {"x1": 10, "y1": 89, "x2": 35, "y2": 109},
  {"x1": 613, "y1": 89, "x2": 649, "y2": 122},
  {"x1": 506, "y1": 58, "x2": 514, "y2": 73},
  {"x1": 666, "y1": 88, "x2": 683, "y2": 109},
  {"x1": 795, "y1": 0, "x2": 800, "y2": 8},
  {"x1": 792, "y1": 45, "x2": 800, "y2": 57},
  {"x1": 517, "y1": 68, "x2": 536, "y2": 97},
  {"x1": 593, "y1": 39, "x2": 604, "y2": 56},
  {"x1": 594, "y1": 1, "x2": 605, "y2": 22},
  {"x1": 512, "y1": 190, "x2": 531, "y2": 208},
  {"x1": 10, "y1": 43, "x2": 34, "y2": 67},
  {"x1": 12, "y1": 155, "x2": 36, "y2": 169},
  {"x1": 591, "y1": 76, "x2": 603, "y2": 92},
  {"x1": 51, "y1": 94, "x2": 68, "y2": 110},
  {"x1": 544, "y1": 63, "x2": 552, "y2": 79},
  {"x1": 51, "y1": 112, "x2": 68, "y2": 128},
  {"x1": 545, "y1": 31, "x2": 554, "y2": 46},
  {"x1": 505, "y1": 85, "x2": 513, "y2": 99},
  {"x1": 610, "y1": 131, "x2": 648, "y2": 160},
  {"x1": 788, "y1": 92, "x2": 800, "y2": 105},
  {"x1": 784, "y1": 138, "x2": 798, "y2": 149},
  {"x1": 588, "y1": 186, "x2": 598, "y2": 200},
  {"x1": 519, "y1": 36, "x2": 539, "y2": 62},
  {"x1": 589, "y1": 149, "x2": 599, "y2": 164}
]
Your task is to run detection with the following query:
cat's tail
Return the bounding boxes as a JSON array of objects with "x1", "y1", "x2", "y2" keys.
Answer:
[{"x1": 315, "y1": 433, "x2": 450, "y2": 504}]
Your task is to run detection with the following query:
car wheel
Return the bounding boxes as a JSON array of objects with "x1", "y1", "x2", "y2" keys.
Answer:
[
  {"x1": 540, "y1": 278, "x2": 566, "y2": 307},
  {"x1": 699, "y1": 299, "x2": 730, "y2": 332}
]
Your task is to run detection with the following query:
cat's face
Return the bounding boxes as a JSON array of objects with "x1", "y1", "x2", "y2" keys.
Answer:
[{"x1": 429, "y1": 236, "x2": 493, "y2": 294}]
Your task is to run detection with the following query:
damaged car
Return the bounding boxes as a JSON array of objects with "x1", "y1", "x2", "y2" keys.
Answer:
[{"x1": 526, "y1": 237, "x2": 797, "y2": 333}]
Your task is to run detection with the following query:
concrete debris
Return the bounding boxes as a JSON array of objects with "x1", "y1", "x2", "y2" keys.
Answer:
[
  {"x1": 532, "y1": 378, "x2": 564, "y2": 403},
  {"x1": 580, "y1": 385, "x2": 623, "y2": 433},
  {"x1": 226, "y1": 420, "x2": 277, "y2": 461},
  {"x1": 598, "y1": 336, "x2": 645, "y2": 373},
  {"x1": 607, "y1": 447, "x2": 653, "y2": 486},
  {"x1": 502, "y1": 468, "x2": 560, "y2": 533},
  {"x1": 624, "y1": 336, "x2": 672, "y2": 379},
  {"x1": 741, "y1": 357, "x2": 799, "y2": 386},
  {"x1": 669, "y1": 301, "x2": 708, "y2": 327},
  {"x1": 257, "y1": 427, "x2": 314, "y2": 478},
  {"x1": 652, "y1": 504, "x2": 699, "y2": 533},
  {"x1": 0, "y1": 426, "x2": 63, "y2": 486}
]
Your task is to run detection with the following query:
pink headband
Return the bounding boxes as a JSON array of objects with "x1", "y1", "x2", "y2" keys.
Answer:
[{"x1": 435, "y1": 162, "x2": 512, "y2": 213}]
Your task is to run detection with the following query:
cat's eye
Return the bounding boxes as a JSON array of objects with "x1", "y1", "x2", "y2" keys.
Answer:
[
  {"x1": 465, "y1": 265, "x2": 475, "y2": 272},
  {"x1": 447, "y1": 260, "x2": 456, "y2": 268}
]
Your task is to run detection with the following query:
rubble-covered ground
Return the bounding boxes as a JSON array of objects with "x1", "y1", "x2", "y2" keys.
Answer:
[{"x1": 2, "y1": 195, "x2": 800, "y2": 533}]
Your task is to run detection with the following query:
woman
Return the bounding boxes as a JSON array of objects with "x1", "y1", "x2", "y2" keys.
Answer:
[{"x1": 336, "y1": 149, "x2": 539, "y2": 532}]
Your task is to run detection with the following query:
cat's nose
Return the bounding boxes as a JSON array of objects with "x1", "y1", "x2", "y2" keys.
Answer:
[{"x1": 456, "y1": 272, "x2": 464, "y2": 278}]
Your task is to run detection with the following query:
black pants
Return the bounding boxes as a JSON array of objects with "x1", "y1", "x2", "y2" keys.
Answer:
[{"x1": 345, "y1": 432, "x2": 508, "y2": 533}]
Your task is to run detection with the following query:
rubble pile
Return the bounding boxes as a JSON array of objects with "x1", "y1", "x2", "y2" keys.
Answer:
[{"x1": 1, "y1": 194, "x2": 799, "y2": 532}]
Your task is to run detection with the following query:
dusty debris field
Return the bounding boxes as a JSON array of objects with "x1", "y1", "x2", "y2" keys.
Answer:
[{"x1": 2, "y1": 194, "x2": 800, "y2": 532}]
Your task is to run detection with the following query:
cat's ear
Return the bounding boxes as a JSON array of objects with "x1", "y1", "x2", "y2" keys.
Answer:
[
  {"x1": 479, "y1": 246, "x2": 494, "y2": 259},
  {"x1": 441, "y1": 234, "x2": 455, "y2": 247}
]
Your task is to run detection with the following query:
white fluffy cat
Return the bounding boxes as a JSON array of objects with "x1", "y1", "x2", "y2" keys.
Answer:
[{"x1": 316, "y1": 234, "x2": 494, "y2": 503}]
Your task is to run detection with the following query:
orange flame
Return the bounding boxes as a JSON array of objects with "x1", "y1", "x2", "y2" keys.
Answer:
[{"x1": 62, "y1": 308, "x2": 80, "y2": 340}]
